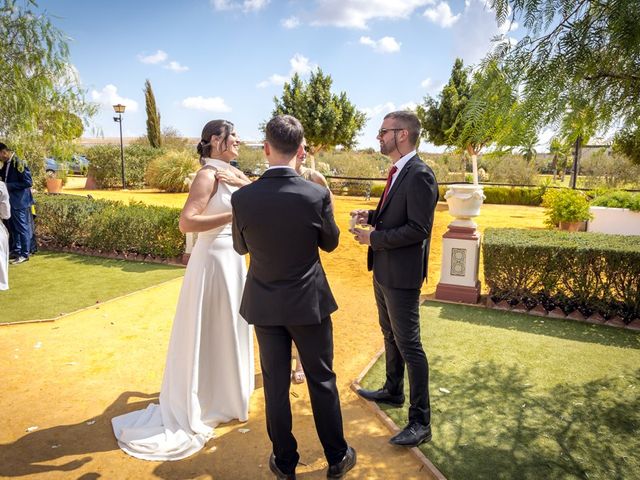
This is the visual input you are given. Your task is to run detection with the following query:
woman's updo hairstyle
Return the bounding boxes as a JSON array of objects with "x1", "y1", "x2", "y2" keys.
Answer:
[{"x1": 197, "y1": 119, "x2": 235, "y2": 163}]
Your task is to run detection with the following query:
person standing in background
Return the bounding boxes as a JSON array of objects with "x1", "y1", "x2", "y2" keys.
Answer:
[{"x1": 0, "y1": 143, "x2": 34, "y2": 265}]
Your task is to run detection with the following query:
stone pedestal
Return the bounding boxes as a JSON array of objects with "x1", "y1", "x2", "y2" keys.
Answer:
[
  {"x1": 435, "y1": 184, "x2": 485, "y2": 304},
  {"x1": 435, "y1": 224, "x2": 481, "y2": 303}
]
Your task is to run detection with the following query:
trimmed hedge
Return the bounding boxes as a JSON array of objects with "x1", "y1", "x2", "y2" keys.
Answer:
[
  {"x1": 591, "y1": 190, "x2": 640, "y2": 212},
  {"x1": 437, "y1": 185, "x2": 546, "y2": 206},
  {"x1": 35, "y1": 193, "x2": 184, "y2": 258},
  {"x1": 483, "y1": 228, "x2": 640, "y2": 322}
]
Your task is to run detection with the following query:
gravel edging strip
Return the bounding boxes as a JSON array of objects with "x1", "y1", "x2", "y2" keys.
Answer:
[{"x1": 351, "y1": 347, "x2": 447, "y2": 480}]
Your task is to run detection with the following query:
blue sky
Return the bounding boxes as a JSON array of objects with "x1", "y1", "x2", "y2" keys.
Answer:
[{"x1": 39, "y1": 0, "x2": 518, "y2": 151}]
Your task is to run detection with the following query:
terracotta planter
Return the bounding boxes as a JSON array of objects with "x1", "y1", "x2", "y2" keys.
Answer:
[
  {"x1": 559, "y1": 221, "x2": 586, "y2": 232},
  {"x1": 84, "y1": 173, "x2": 97, "y2": 190},
  {"x1": 46, "y1": 178, "x2": 63, "y2": 193}
]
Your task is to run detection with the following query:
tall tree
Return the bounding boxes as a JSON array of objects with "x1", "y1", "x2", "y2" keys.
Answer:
[
  {"x1": 417, "y1": 58, "x2": 471, "y2": 148},
  {"x1": 0, "y1": 0, "x2": 95, "y2": 168},
  {"x1": 489, "y1": 0, "x2": 640, "y2": 147},
  {"x1": 419, "y1": 59, "x2": 528, "y2": 184},
  {"x1": 271, "y1": 69, "x2": 366, "y2": 166},
  {"x1": 144, "y1": 79, "x2": 162, "y2": 148}
]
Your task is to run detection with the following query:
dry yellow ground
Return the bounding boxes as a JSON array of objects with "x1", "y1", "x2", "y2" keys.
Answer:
[{"x1": 0, "y1": 181, "x2": 545, "y2": 479}]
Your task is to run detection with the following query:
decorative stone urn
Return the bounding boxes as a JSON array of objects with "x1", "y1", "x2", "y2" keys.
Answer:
[
  {"x1": 435, "y1": 184, "x2": 486, "y2": 304},
  {"x1": 444, "y1": 184, "x2": 486, "y2": 228}
]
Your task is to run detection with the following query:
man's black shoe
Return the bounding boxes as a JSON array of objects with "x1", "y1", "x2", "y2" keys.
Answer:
[
  {"x1": 389, "y1": 422, "x2": 432, "y2": 447},
  {"x1": 10, "y1": 256, "x2": 29, "y2": 265},
  {"x1": 8, "y1": 252, "x2": 18, "y2": 260},
  {"x1": 356, "y1": 388, "x2": 404, "y2": 407},
  {"x1": 269, "y1": 453, "x2": 296, "y2": 479},
  {"x1": 327, "y1": 446, "x2": 356, "y2": 478}
]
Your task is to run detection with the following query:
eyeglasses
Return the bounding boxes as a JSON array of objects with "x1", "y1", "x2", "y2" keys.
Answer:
[{"x1": 378, "y1": 128, "x2": 404, "y2": 137}]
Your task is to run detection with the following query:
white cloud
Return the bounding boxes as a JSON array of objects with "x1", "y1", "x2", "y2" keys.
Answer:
[
  {"x1": 311, "y1": 0, "x2": 435, "y2": 29},
  {"x1": 281, "y1": 16, "x2": 300, "y2": 29},
  {"x1": 257, "y1": 53, "x2": 318, "y2": 88},
  {"x1": 91, "y1": 84, "x2": 139, "y2": 112},
  {"x1": 359, "y1": 35, "x2": 401, "y2": 53},
  {"x1": 289, "y1": 53, "x2": 314, "y2": 75},
  {"x1": 164, "y1": 61, "x2": 189, "y2": 72},
  {"x1": 138, "y1": 50, "x2": 189, "y2": 73},
  {"x1": 181, "y1": 96, "x2": 232, "y2": 112},
  {"x1": 361, "y1": 102, "x2": 396, "y2": 118},
  {"x1": 257, "y1": 74, "x2": 289, "y2": 88},
  {"x1": 451, "y1": 0, "x2": 519, "y2": 65},
  {"x1": 211, "y1": 0, "x2": 270, "y2": 12},
  {"x1": 423, "y1": 2, "x2": 460, "y2": 28},
  {"x1": 420, "y1": 78, "x2": 433, "y2": 89},
  {"x1": 242, "y1": 0, "x2": 269, "y2": 11},
  {"x1": 137, "y1": 50, "x2": 168, "y2": 65},
  {"x1": 399, "y1": 101, "x2": 418, "y2": 111}
]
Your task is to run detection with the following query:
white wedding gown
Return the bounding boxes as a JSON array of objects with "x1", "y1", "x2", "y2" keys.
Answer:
[
  {"x1": 112, "y1": 158, "x2": 254, "y2": 461},
  {"x1": 0, "y1": 182, "x2": 10, "y2": 291}
]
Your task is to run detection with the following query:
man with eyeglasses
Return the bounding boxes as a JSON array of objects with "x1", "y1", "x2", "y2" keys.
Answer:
[{"x1": 350, "y1": 111, "x2": 439, "y2": 447}]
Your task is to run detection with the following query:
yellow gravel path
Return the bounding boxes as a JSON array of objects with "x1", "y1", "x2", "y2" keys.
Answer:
[{"x1": 0, "y1": 186, "x2": 545, "y2": 479}]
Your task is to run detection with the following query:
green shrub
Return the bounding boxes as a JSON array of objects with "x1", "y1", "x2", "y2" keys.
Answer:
[
  {"x1": 86, "y1": 144, "x2": 163, "y2": 188},
  {"x1": 237, "y1": 145, "x2": 266, "y2": 175},
  {"x1": 34, "y1": 194, "x2": 184, "y2": 258},
  {"x1": 145, "y1": 150, "x2": 199, "y2": 192},
  {"x1": 483, "y1": 228, "x2": 640, "y2": 322},
  {"x1": 437, "y1": 185, "x2": 545, "y2": 206},
  {"x1": 591, "y1": 190, "x2": 640, "y2": 212},
  {"x1": 542, "y1": 188, "x2": 592, "y2": 227}
]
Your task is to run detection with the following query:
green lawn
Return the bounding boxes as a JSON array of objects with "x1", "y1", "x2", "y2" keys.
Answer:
[
  {"x1": 361, "y1": 302, "x2": 640, "y2": 480},
  {"x1": 0, "y1": 251, "x2": 184, "y2": 323}
]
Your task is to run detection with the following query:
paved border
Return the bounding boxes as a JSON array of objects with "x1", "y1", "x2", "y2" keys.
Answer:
[{"x1": 351, "y1": 347, "x2": 447, "y2": 480}]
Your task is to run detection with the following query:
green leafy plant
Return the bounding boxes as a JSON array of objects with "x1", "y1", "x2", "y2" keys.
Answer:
[
  {"x1": 542, "y1": 188, "x2": 592, "y2": 228},
  {"x1": 591, "y1": 191, "x2": 640, "y2": 212}
]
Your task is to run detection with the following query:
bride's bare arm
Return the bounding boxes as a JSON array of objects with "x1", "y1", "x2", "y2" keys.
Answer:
[{"x1": 179, "y1": 169, "x2": 232, "y2": 234}]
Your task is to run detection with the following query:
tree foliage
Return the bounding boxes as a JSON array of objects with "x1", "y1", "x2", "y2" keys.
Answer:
[
  {"x1": 417, "y1": 58, "x2": 471, "y2": 148},
  {"x1": 489, "y1": 0, "x2": 640, "y2": 144},
  {"x1": 613, "y1": 125, "x2": 640, "y2": 166},
  {"x1": 0, "y1": 0, "x2": 95, "y2": 166},
  {"x1": 271, "y1": 69, "x2": 366, "y2": 156},
  {"x1": 144, "y1": 79, "x2": 162, "y2": 149}
]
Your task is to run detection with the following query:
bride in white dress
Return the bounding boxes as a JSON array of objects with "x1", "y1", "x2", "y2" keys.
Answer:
[{"x1": 112, "y1": 120, "x2": 254, "y2": 461}]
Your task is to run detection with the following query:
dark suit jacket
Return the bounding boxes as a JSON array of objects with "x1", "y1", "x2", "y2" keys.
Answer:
[
  {"x1": 231, "y1": 168, "x2": 339, "y2": 326},
  {"x1": 1, "y1": 155, "x2": 34, "y2": 210},
  {"x1": 367, "y1": 155, "x2": 439, "y2": 289}
]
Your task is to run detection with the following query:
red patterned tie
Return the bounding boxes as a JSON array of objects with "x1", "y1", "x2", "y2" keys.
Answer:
[{"x1": 381, "y1": 165, "x2": 398, "y2": 206}]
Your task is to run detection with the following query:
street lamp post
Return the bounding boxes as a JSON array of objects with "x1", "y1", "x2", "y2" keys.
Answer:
[{"x1": 113, "y1": 103, "x2": 127, "y2": 189}]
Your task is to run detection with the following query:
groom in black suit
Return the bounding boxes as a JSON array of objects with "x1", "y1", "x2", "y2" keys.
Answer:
[
  {"x1": 352, "y1": 111, "x2": 439, "y2": 447},
  {"x1": 231, "y1": 115, "x2": 355, "y2": 479}
]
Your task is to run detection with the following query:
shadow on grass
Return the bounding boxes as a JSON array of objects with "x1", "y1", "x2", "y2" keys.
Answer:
[
  {"x1": 426, "y1": 301, "x2": 640, "y2": 350},
  {"x1": 371, "y1": 361, "x2": 640, "y2": 480}
]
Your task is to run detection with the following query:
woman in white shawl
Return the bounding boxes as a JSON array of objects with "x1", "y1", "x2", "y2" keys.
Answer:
[{"x1": 0, "y1": 180, "x2": 10, "y2": 290}]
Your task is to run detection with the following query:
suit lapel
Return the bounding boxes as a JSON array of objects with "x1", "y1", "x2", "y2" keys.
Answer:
[{"x1": 376, "y1": 155, "x2": 417, "y2": 217}]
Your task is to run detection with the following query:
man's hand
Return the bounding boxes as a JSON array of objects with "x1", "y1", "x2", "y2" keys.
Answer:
[
  {"x1": 353, "y1": 227, "x2": 374, "y2": 246},
  {"x1": 349, "y1": 209, "x2": 369, "y2": 231}
]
